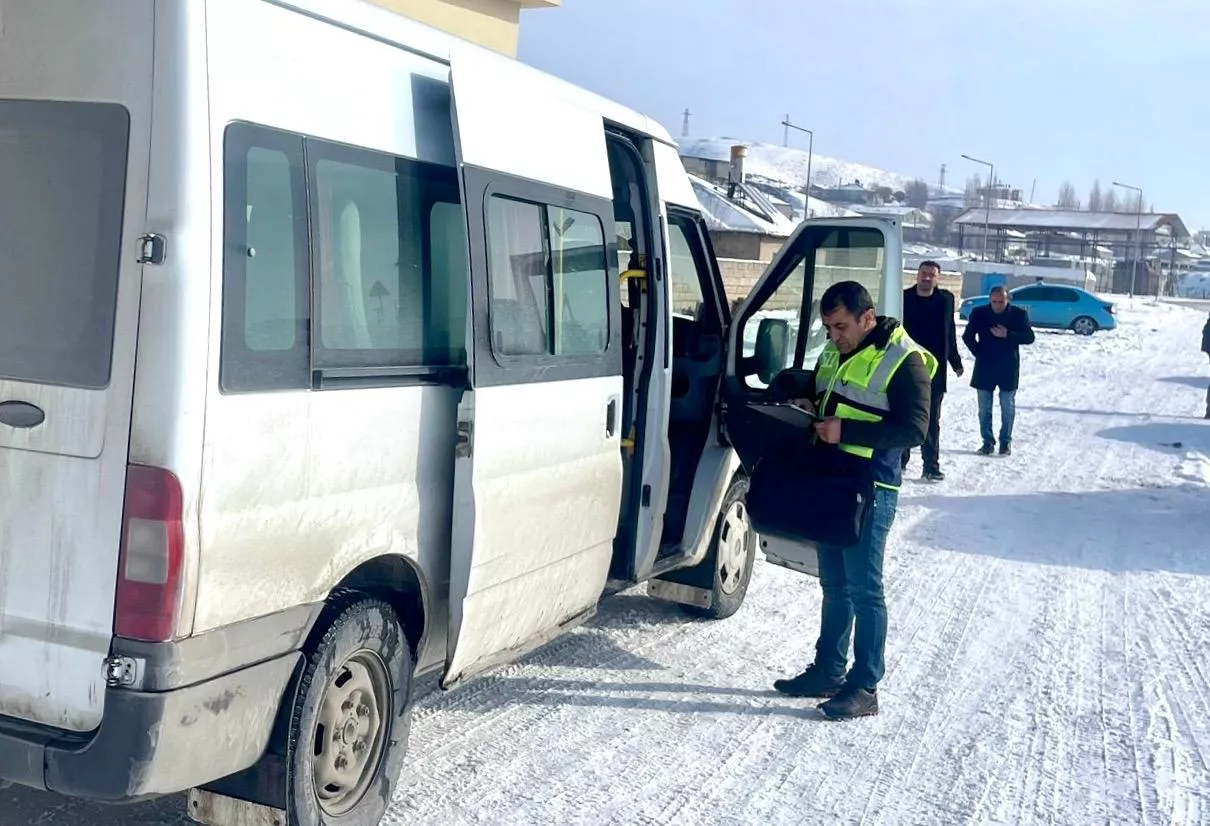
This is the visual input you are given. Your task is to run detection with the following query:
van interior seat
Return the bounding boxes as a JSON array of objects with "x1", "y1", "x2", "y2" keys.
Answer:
[{"x1": 669, "y1": 315, "x2": 722, "y2": 423}]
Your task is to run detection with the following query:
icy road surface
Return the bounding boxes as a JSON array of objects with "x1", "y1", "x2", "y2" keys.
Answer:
[{"x1": 5, "y1": 299, "x2": 1209, "y2": 825}]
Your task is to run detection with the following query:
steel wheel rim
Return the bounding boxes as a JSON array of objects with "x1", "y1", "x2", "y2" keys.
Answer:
[
  {"x1": 1074, "y1": 317, "x2": 1095, "y2": 335},
  {"x1": 718, "y1": 500, "x2": 751, "y2": 595},
  {"x1": 312, "y1": 649, "x2": 391, "y2": 817}
]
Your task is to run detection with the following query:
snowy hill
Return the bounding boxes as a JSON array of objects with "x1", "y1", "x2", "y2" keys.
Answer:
[{"x1": 679, "y1": 136, "x2": 933, "y2": 193}]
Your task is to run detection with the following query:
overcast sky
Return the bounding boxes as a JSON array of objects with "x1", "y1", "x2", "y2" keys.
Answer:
[{"x1": 519, "y1": 0, "x2": 1209, "y2": 230}]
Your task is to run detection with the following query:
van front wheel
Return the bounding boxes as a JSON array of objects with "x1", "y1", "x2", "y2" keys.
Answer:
[
  {"x1": 682, "y1": 476, "x2": 755, "y2": 620},
  {"x1": 286, "y1": 597, "x2": 413, "y2": 826}
]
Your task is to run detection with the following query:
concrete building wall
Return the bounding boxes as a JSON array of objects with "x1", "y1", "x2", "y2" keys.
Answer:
[
  {"x1": 710, "y1": 232, "x2": 763, "y2": 262},
  {"x1": 366, "y1": 0, "x2": 559, "y2": 56}
]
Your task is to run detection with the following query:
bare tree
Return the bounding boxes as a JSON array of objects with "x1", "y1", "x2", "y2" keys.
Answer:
[
  {"x1": 905, "y1": 178, "x2": 931, "y2": 209},
  {"x1": 964, "y1": 174, "x2": 983, "y2": 207},
  {"x1": 1103, "y1": 188, "x2": 1119, "y2": 213},
  {"x1": 1056, "y1": 181, "x2": 1080, "y2": 209},
  {"x1": 1088, "y1": 179, "x2": 1104, "y2": 212}
]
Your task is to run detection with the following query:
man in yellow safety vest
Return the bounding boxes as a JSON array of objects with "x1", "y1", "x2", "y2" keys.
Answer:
[{"x1": 773, "y1": 280, "x2": 937, "y2": 719}]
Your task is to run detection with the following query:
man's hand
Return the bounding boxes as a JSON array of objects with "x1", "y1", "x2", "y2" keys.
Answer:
[
  {"x1": 792, "y1": 398, "x2": 816, "y2": 414},
  {"x1": 991, "y1": 324, "x2": 1009, "y2": 339},
  {"x1": 814, "y1": 416, "x2": 843, "y2": 444},
  {"x1": 955, "y1": 365, "x2": 965, "y2": 377}
]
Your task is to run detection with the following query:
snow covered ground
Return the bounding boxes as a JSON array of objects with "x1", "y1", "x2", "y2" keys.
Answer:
[{"x1": 5, "y1": 302, "x2": 1209, "y2": 826}]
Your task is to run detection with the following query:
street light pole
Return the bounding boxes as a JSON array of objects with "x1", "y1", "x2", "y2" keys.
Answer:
[
  {"x1": 781, "y1": 116, "x2": 815, "y2": 218},
  {"x1": 1113, "y1": 182, "x2": 1144, "y2": 297},
  {"x1": 962, "y1": 154, "x2": 995, "y2": 262}
]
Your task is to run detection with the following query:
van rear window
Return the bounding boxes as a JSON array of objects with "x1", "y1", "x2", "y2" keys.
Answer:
[{"x1": 0, "y1": 100, "x2": 130, "y2": 389}]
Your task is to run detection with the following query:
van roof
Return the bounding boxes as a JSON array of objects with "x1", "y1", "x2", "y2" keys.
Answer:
[{"x1": 272, "y1": 0, "x2": 677, "y2": 148}]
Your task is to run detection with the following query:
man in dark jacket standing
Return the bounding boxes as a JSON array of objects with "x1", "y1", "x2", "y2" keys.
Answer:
[
  {"x1": 963, "y1": 285, "x2": 1035, "y2": 455},
  {"x1": 901, "y1": 261, "x2": 964, "y2": 480}
]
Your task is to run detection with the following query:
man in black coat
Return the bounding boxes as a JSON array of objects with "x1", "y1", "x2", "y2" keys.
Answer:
[
  {"x1": 962, "y1": 285, "x2": 1035, "y2": 455},
  {"x1": 901, "y1": 261, "x2": 964, "y2": 480}
]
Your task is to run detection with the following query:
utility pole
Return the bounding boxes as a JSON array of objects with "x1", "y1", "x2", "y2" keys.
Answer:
[
  {"x1": 681, "y1": 108, "x2": 692, "y2": 137},
  {"x1": 780, "y1": 115, "x2": 815, "y2": 215}
]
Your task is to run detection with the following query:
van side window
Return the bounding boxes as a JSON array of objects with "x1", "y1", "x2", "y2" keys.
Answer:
[
  {"x1": 221, "y1": 123, "x2": 467, "y2": 393},
  {"x1": 667, "y1": 220, "x2": 706, "y2": 320},
  {"x1": 486, "y1": 195, "x2": 609, "y2": 357},
  {"x1": 309, "y1": 144, "x2": 464, "y2": 370},
  {"x1": 221, "y1": 125, "x2": 310, "y2": 392}
]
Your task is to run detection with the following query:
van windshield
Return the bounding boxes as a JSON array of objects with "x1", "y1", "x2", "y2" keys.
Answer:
[{"x1": 0, "y1": 100, "x2": 130, "y2": 389}]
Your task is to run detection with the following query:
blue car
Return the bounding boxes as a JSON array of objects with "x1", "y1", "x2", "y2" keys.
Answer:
[{"x1": 958, "y1": 283, "x2": 1117, "y2": 336}]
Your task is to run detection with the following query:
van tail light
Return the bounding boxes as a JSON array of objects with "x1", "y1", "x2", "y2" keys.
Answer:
[{"x1": 114, "y1": 465, "x2": 185, "y2": 642}]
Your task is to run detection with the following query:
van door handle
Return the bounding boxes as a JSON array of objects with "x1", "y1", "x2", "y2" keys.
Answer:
[
  {"x1": 605, "y1": 397, "x2": 620, "y2": 439},
  {"x1": 0, "y1": 400, "x2": 46, "y2": 429}
]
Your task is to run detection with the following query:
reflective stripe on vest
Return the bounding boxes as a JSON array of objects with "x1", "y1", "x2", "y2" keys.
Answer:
[{"x1": 816, "y1": 328, "x2": 939, "y2": 460}]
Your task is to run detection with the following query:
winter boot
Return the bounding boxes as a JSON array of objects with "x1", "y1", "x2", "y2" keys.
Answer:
[
  {"x1": 819, "y1": 685, "x2": 880, "y2": 720},
  {"x1": 773, "y1": 665, "x2": 845, "y2": 699},
  {"x1": 978, "y1": 442, "x2": 995, "y2": 456},
  {"x1": 923, "y1": 468, "x2": 945, "y2": 482},
  {"x1": 999, "y1": 443, "x2": 1012, "y2": 456}
]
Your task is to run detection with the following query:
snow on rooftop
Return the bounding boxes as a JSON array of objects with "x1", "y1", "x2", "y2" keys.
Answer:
[
  {"x1": 746, "y1": 178, "x2": 860, "y2": 220},
  {"x1": 687, "y1": 174, "x2": 798, "y2": 237}
]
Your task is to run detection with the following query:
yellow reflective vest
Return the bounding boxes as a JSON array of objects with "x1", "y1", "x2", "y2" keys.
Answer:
[{"x1": 815, "y1": 324, "x2": 939, "y2": 488}]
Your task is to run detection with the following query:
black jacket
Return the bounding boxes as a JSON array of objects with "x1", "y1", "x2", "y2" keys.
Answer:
[
  {"x1": 768, "y1": 316, "x2": 931, "y2": 488},
  {"x1": 963, "y1": 303, "x2": 1035, "y2": 391},
  {"x1": 1202, "y1": 315, "x2": 1210, "y2": 354},
  {"x1": 902, "y1": 287, "x2": 963, "y2": 393}
]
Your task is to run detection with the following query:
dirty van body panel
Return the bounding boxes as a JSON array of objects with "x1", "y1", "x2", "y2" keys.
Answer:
[
  {"x1": 131, "y1": 0, "x2": 214, "y2": 642},
  {"x1": 0, "y1": 0, "x2": 154, "y2": 732},
  {"x1": 445, "y1": 47, "x2": 625, "y2": 686},
  {"x1": 196, "y1": 0, "x2": 461, "y2": 636}
]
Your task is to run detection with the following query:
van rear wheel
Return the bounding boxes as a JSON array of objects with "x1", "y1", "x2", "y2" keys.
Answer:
[{"x1": 286, "y1": 596, "x2": 413, "y2": 826}]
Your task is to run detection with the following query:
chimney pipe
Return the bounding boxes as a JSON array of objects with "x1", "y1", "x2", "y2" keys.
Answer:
[{"x1": 729, "y1": 144, "x2": 748, "y2": 186}]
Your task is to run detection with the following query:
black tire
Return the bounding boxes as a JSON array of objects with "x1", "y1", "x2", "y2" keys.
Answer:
[
  {"x1": 1071, "y1": 316, "x2": 1099, "y2": 336},
  {"x1": 285, "y1": 596, "x2": 413, "y2": 826},
  {"x1": 682, "y1": 475, "x2": 756, "y2": 620}
]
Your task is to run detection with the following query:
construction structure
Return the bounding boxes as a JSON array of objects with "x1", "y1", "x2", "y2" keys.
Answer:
[{"x1": 952, "y1": 208, "x2": 1191, "y2": 294}]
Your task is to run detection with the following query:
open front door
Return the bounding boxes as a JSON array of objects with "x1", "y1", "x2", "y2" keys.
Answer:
[
  {"x1": 723, "y1": 217, "x2": 904, "y2": 460},
  {"x1": 721, "y1": 217, "x2": 903, "y2": 574},
  {"x1": 443, "y1": 51, "x2": 624, "y2": 688}
]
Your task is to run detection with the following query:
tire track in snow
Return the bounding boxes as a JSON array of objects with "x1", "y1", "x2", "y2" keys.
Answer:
[{"x1": 1132, "y1": 583, "x2": 1210, "y2": 824}]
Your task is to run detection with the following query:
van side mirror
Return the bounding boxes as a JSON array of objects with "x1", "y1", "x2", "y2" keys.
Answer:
[{"x1": 753, "y1": 317, "x2": 790, "y2": 385}]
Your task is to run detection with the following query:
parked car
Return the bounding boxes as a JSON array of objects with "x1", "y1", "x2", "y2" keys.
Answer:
[{"x1": 959, "y1": 284, "x2": 1117, "y2": 335}]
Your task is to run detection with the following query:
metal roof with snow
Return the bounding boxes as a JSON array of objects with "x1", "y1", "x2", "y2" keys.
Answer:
[{"x1": 953, "y1": 208, "x2": 1189, "y2": 238}]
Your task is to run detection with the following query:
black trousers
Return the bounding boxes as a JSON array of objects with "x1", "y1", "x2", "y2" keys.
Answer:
[{"x1": 903, "y1": 389, "x2": 945, "y2": 473}]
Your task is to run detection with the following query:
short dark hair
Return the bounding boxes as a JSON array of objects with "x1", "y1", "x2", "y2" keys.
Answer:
[
  {"x1": 919, "y1": 260, "x2": 942, "y2": 273},
  {"x1": 990, "y1": 285, "x2": 1009, "y2": 297},
  {"x1": 820, "y1": 281, "x2": 875, "y2": 318}
]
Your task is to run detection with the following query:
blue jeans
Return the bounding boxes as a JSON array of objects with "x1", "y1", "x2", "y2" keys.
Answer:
[
  {"x1": 814, "y1": 486, "x2": 898, "y2": 691},
  {"x1": 977, "y1": 388, "x2": 1016, "y2": 447}
]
